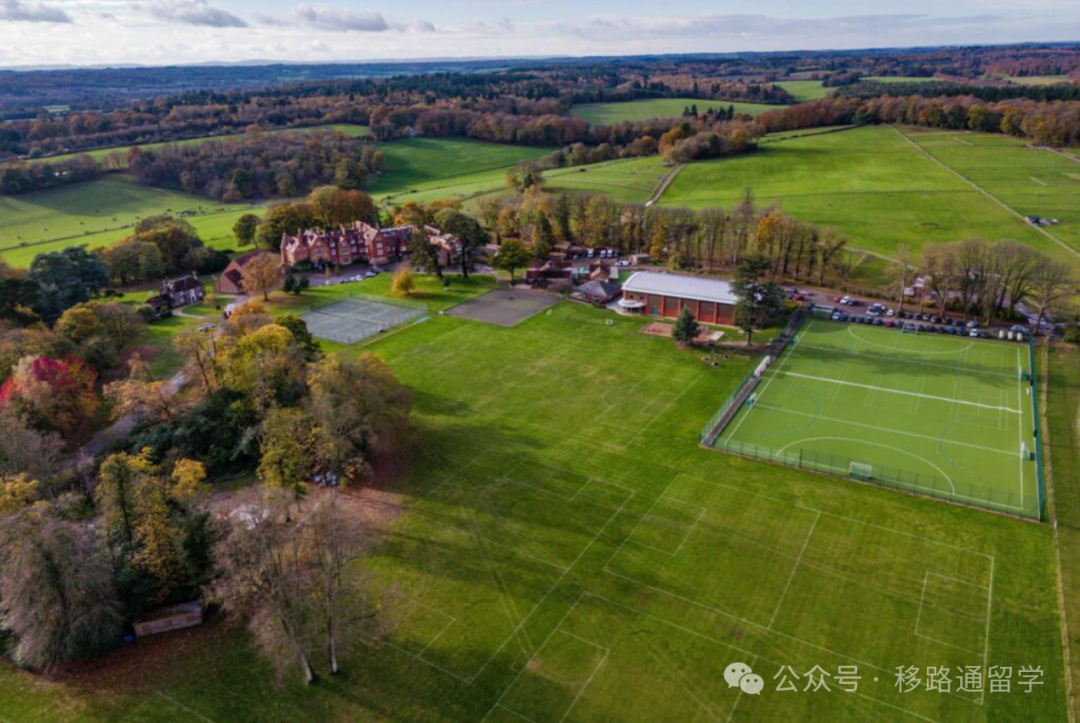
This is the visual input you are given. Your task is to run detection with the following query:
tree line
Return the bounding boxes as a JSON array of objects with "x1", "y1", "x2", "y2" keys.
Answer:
[
  {"x1": 128, "y1": 130, "x2": 377, "y2": 202},
  {"x1": 757, "y1": 95, "x2": 1080, "y2": 147}
]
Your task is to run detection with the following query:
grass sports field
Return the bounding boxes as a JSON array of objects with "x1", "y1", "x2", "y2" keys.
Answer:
[
  {"x1": 0, "y1": 300, "x2": 1068, "y2": 721},
  {"x1": 570, "y1": 97, "x2": 781, "y2": 124},
  {"x1": 660, "y1": 125, "x2": 1069, "y2": 262},
  {"x1": 714, "y1": 319, "x2": 1040, "y2": 517}
]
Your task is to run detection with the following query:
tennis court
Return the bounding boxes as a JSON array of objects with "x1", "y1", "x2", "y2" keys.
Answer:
[
  {"x1": 711, "y1": 319, "x2": 1041, "y2": 517},
  {"x1": 300, "y1": 297, "x2": 427, "y2": 344}
]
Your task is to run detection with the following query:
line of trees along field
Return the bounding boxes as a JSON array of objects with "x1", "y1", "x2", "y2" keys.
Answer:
[
  {"x1": 758, "y1": 95, "x2": 1080, "y2": 146},
  {"x1": 397, "y1": 184, "x2": 1076, "y2": 326}
]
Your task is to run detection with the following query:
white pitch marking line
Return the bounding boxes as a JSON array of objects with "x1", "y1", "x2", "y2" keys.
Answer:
[
  {"x1": 778, "y1": 371, "x2": 1021, "y2": 413},
  {"x1": 767, "y1": 509, "x2": 821, "y2": 629},
  {"x1": 157, "y1": 693, "x2": 220, "y2": 723},
  {"x1": 753, "y1": 403, "x2": 1015, "y2": 456}
]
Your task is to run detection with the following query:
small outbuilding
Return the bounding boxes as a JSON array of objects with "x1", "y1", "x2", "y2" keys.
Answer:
[
  {"x1": 133, "y1": 602, "x2": 204, "y2": 639},
  {"x1": 573, "y1": 279, "x2": 621, "y2": 304},
  {"x1": 619, "y1": 271, "x2": 737, "y2": 325}
]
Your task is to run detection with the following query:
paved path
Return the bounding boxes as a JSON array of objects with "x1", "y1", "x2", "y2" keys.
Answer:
[{"x1": 645, "y1": 163, "x2": 685, "y2": 207}]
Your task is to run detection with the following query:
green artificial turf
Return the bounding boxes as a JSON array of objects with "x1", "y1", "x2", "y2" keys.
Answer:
[
  {"x1": 569, "y1": 98, "x2": 782, "y2": 125},
  {"x1": 660, "y1": 125, "x2": 1064, "y2": 262},
  {"x1": 715, "y1": 318, "x2": 1040, "y2": 518}
]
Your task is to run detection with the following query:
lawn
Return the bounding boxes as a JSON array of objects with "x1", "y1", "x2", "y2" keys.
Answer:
[
  {"x1": 0, "y1": 175, "x2": 249, "y2": 267},
  {"x1": 902, "y1": 128, "x2": 1080, "y2": 256},
  {"x1": 570, "y1": 98, "x2": 782, "y2": 125},
  {"x1": 1045, "y1": 344, "x2": 1080, "y2": 723},
  {"x1": 660, "y1": 124, "x2": 1064, "y2": 262},
  {"x1": 0, "y1": 299, "x2": 1069, "y2": 722},
  {"x1": 773, "y1": 80, "x2": 832, "y2": 102},
  {"x1": 713, "y1": 318, "x2": 1040, "y2": 518}
]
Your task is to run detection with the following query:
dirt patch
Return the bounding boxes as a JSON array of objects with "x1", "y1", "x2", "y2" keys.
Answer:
[
  {"x1": 640, "y1": 321, "x2": 673, "y2": 337},
  {"x1": 40, "y1": 614, "x2": 234, "y2": 694}
]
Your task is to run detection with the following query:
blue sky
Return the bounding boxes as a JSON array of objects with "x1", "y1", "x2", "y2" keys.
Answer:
[{"x1": 1, "y1": 0, "x2": 1078, "y2": 67}]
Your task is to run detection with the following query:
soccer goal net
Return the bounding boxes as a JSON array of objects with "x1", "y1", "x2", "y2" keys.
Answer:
[
  {"x1": 849, "y1": 461, "x2": 874, "y2": 480},
  {"x1": 903, "y1": 326, "x2": 918, "y2": 335},
  {"x1": 1021, "y1": 442, "x2": 1032, "y2": 461},
  {"x1": 746, "y1": 393, "x2": 758, "y2": 408}
]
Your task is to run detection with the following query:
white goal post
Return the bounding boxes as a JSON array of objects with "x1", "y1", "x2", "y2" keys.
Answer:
[{"x1": 849, "y1": 461, "x2": 873, "y2": 480}]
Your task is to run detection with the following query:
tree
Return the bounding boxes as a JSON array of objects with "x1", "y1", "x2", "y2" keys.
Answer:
[
  {"x1": 306, "y1": 353, "x2": 411, "y2": 481},
  {"x1": 240, "y1": 253, "x2": 283, "y2": 301},
  {"x1": 533, "y1": 214, "x2": 555, "y2": 259},
  {"x1": 435, "y1": 210, "x2": 487, "y2": 279},
  {"x1": 673, "y1": 307, "x2": 700, "y2": 346},
  {"x1": 233, "y1": 213, "x2": 260, "y2": 247},
  {"x1": 0, "y1": 473, "x2": 38, "y2": 513},
  {"x1": 306, "y1": 494, "x2": 395, "y2": 675},
  {"x1": 391, "y1": 265, "x2": 416, "y2": 297},
  {"x1": 276, "y1": 315, "x2": 321, "y2": 360},
  {"x1": 408, "y1": 227, "x2": 442, "y2": 280},
  {"x1": 0, "y1": 508, "x2": 123, "y2": 671},
  {"x1": 0, "y1": 407, "x2": 64, "y2": 480},
  {"x1": 733, "y1": 253, "x2": 784, "y2": 345},
  {"x1": 257, "y1": 407, "x2": 312, "y2": 503},
  {"x1": 214, "y1": 490, "x2": 318, "y2": 684},
  {"x1": 0, "y1": 355, "x2": 100, "y2": 439},
  {"x1": 1029, "y1": 258, "x2": 1076, "y2": 335},
  {"x1": 492, "y1": 240, "x2": 530, "y2": 284},
  {"x1": 27, "y1": 247, "x2": 110, "y2": 322}
]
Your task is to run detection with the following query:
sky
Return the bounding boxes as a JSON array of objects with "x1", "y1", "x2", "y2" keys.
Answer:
[{"x1": 0, "y1": 0, "x2": 1079, "y2": 68}]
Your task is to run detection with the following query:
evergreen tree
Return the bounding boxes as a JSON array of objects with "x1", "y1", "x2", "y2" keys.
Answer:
[{"x1": 673, "y1": 307, "x2": 700, "y2": 345}]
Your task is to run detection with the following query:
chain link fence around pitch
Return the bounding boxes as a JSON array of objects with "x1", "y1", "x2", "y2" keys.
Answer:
[
  {"x1": 699, "y1": 306, "x2": 808, "y2": 447},
  {"x1": 298, "y1": 292, "x2": 428, "y2": 344},
  {"x1": 699, "y1": 304, "x2": 1044, "y2": 521}
]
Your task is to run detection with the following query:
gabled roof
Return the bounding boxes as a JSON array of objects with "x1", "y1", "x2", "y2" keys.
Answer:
[
  {"x1": 622, "y1": 271, "x2": 738, "y2": 305},
  {"x1": 578, "y1": 279, "x2": 620, "y2": 298}
]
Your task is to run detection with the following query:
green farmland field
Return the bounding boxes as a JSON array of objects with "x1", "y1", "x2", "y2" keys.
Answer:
[
  {"x1": 0, "y1": 174, "x2": 248, "y2": 267},
  {"x1": 371, "y1": 137, "x2": 555, "y2": 198},
  {"x1": 660, "y1": 125, "x2": 1065, "y2": 261},
  {"x1": 570, "y1": 97, "x2": 781, "y2": 125},
  {"x1": 0, "y1": 299, "x2": 1068, "y2": 722},
  {"x1": 1, "y1": 136, "x2": 555, "y2": 268},
  {"x1": 542, "y1": 156, "x2": 669, "y2": 203},
  {"x1": 773, "y1": 80, "x2": 832, "y2": 102},
  {"x1": 902, "y1": 128, "x2": 1080, "y2": 255}
]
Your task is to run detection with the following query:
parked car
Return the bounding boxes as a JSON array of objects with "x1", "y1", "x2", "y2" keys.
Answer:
[
  {"x1": 1010, "y1": 325, "x2": 1029, "y2": 335},
  {"x1": 616, "y1": 259, "x2": 631, "y2": 267},
  {"x1": 364, "y1": 271, "x2": 378, "y2": 278},
  {"x1": 966, "y1": 320, "x2": 979, "y2": 329}
]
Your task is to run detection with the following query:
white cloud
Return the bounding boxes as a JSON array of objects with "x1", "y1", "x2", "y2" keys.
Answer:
[
  {"x1": 146, "y1": 0, "x2": 246, "y2": 27},
  {"x1": 0, "y1": 0, "x2": 72, "y2": 22},
  {"x1": 291, "y1": 4, "x2": 389, "y2": 32}
]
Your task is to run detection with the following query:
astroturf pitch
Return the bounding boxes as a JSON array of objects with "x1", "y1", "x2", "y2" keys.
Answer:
[{"x1": 715, "y1": 319, "x2": 1039, "y2": 517}]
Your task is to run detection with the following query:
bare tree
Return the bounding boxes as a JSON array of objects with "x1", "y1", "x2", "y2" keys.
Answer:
[
  {"x1": 1029, "y1": 258, "x2": 1076, "y2": 335},
  {"x1": 306, "y1": 493, "x2": 398, "y2": 675},
  {"x1": 213, "y1": 490, "x2": 318, "y2": 685}
]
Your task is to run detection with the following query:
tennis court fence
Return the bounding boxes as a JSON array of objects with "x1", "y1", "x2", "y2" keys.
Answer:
[
  {"x1": 716, "y1": 437, "x2": 1040, "y2": 520},
  {"x1": 699, "y1": 305, "x2": 809, "y2": 447},
  {"x1": 297, "y1": 291, "x2": 429, "y2": 345}
]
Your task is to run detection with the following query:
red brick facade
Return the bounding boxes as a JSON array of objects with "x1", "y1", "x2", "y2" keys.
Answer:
[{"x1": 622, "y1": 290, "x2": 734, "y2": 325}]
